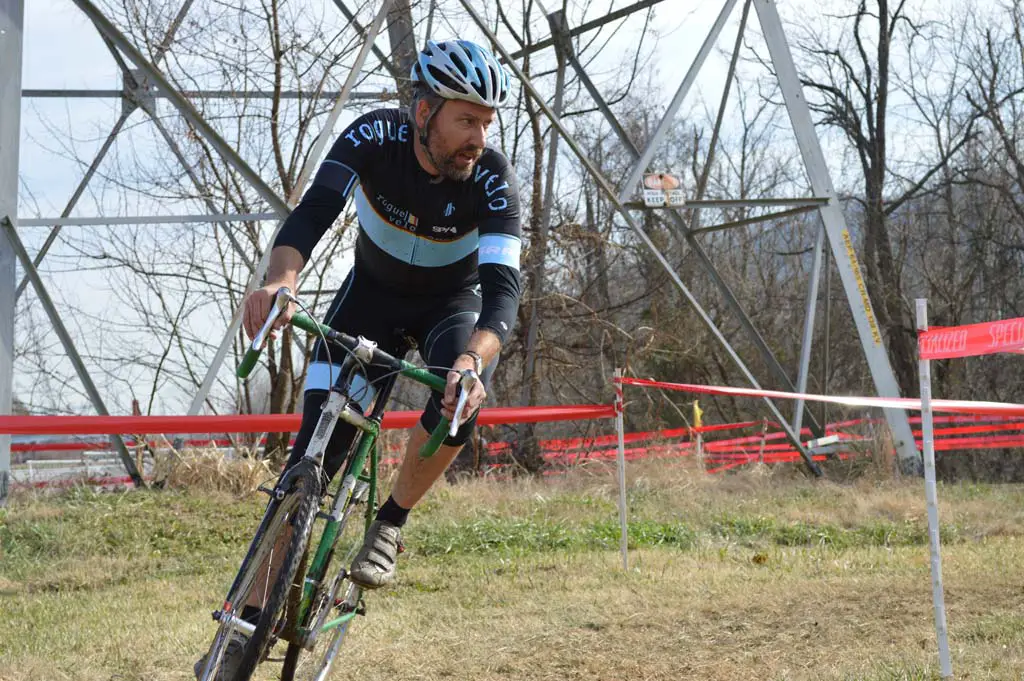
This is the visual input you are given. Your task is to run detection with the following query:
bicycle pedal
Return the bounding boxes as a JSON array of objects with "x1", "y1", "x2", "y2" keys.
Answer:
[{"x1": 316, "y1": 510, "x2": 333, "y2": 521}]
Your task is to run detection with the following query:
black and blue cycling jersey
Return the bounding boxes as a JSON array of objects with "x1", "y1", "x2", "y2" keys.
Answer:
[
  {"x1": 274, "y1": 107, "x2": 522, "y2": 344},
  {"x1": 275, "y1": 107, "x2": 523, "y2": 456}
]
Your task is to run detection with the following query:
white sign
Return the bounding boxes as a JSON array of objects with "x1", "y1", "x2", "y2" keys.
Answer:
[{"x1": 641, "y1": 173, "x2": 685, "y2": 207}]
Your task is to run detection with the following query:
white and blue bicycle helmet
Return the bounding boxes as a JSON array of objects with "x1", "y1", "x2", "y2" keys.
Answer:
[{"x1": 411, "y1": 39, "x2": 511, "y2": 109}]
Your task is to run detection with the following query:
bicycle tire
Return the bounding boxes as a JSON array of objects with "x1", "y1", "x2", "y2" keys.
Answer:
[
  {"x1": 230, "y1": 461, "x2": 321, "y2": 681},
  {"x1": 197, "y1": 465, "x2": 315, "y2": 681},
  {"x1": 279, "y1": 479, "x2": 369, "y2": 681}
]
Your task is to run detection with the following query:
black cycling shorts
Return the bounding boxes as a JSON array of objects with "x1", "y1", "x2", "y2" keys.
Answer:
[{"x1": 284, "y1": 267, "x2": 496, "y2": 480}]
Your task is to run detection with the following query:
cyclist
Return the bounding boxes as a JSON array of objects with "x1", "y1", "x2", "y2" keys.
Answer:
[{"x1": 196, "y1": 38, "x2": 521, "y2": 679}]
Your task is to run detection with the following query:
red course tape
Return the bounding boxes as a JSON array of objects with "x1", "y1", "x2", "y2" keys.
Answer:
[
  {"x1": 0, "y1": 404, "x2": 616, "y2": 436},
  {"x1": 919, "y1": 317, "x2": 1024, "y2": 360}
]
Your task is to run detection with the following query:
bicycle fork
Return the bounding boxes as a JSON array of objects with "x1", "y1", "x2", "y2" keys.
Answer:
[{"x1": 291, "y1": 387, "x2": 378, "y2": 650}]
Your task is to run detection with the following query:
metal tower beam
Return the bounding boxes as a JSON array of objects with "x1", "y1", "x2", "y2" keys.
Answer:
[
  {"x1": 0, "y1": 0, "x2": 22, "y2": 504},
  {"x1": 14, "y1": 110, "x2": 133, "y2": 300},
  {"x1": 17, "y1": 213, "x2": 278, "y2": 228},
  {"x1": 330, "y1": 0, "x2": 402, "y2": 82},
  {"x1": 461, "y1": 0, "x2": 823, "y2": 476},
  {"x1": 16, "y1": 0, "x2": 199, "y2": 300},
  {"x1": 23, "y1": 89, "x2": 394, "y2": 100},
  {"x1": 508, "y1": 0, "x2": 666, "y2": 60},
  {"x1": 793, "y1": 225, "x2": 826, "y2": 437},
  {"x1": 70, "y1": 0, "x2": 290, "y2": 217},
  {"x1": 551, "y1": 0, "x2": 824, "y2": 439},
  {"x1": 184, "y1": 0, "x2": 393, "y2": 419},
  {"x1": 751, "y1": 0, "x2": 919, "y2": 472},
  {"x1": 688, "y1": 205, "x2": 820, "y2": 235},
  {"x1": 3, "y1": 217, "x2": 144, "y2": 487},
  {"x1": 626, "y1": 197, "x2": 828, "y2": 209}
]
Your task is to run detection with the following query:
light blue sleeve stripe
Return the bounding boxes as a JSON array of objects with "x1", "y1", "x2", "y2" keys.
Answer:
[
  {"x1": 478, "y1": 233, "x2": 522, "y2": 270},
  {"x1": 313, "y1": 159, "x2": 359, "y2": 198},
  {"x1": 325, "y1": 160, "x2": 358, "y2": 195},
  {"x1": 323, "y1": 159, "x2": 358, "y2": 175}
]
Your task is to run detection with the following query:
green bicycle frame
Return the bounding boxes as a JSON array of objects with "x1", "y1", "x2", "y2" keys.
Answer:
[
  {"x1": 241, "y1": 311, "x2": 451, "y2": 644},
  {"x1": 296, "y1": 427, "x2": 378, "y2": 637}
]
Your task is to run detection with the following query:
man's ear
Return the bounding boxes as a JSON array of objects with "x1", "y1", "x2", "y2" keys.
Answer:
[{"x1": 415, "y1": 98, "x2": 431, "y2": 130}]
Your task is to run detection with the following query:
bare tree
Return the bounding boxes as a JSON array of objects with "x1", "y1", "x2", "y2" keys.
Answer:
[
  {"x1": 787, "y1": 0, "x2": 980, "y2": 397},
  {"x1": 964, "y1": 0, "x2": 1024, "y2": 228},
  {"x1": 21, "y1": 1, "x2": 390, "y2": 431}
]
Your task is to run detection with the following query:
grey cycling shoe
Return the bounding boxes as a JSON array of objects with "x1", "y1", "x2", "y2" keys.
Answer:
[
  {"x1": 348, "y1": 520, "x2": 404, "y2": 589},
  {"x1": 194, "y1": 629, "x2": 249, "y2": 681}
]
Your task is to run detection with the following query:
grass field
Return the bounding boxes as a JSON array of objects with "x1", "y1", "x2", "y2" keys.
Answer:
[{"x1": 2, "y1": 461, "x2": 1023, "y2": 680}]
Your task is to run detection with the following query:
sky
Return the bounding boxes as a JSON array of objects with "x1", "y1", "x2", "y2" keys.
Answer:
[
  {"x1": 6, "y1": 0, "x2": 926, "y2": 415},
  {"x1": 14, "y1": 0, "x2": 776, "y2": 213}
]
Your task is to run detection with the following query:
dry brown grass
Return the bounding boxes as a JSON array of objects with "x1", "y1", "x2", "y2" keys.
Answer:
[
  {"x1": 354, "y1": 542, "x2": 1024, "y2": 681},
  {"x1": 156, "y1": 446, "x2": 279, "y2": 495},
  {"x1": 2, "y1": 543, "x2": 1020, "y2": 681},
  {"x1": 2, "y1": 463, "x2": 1024, "y2": 680}
]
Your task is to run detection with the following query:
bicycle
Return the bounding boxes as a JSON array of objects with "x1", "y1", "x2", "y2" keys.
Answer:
[{"x1": 196, "y1": 287, "x2": 477, "y2": 681}]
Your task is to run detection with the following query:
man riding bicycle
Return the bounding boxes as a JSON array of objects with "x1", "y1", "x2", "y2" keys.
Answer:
[{"x1": 195, "y1": 38, "x2": 521, "y2": 679}]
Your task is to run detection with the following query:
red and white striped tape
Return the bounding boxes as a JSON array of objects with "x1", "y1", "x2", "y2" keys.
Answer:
[{"x1": 615, "y1": 377, "x2": 1024, "y2": 416}]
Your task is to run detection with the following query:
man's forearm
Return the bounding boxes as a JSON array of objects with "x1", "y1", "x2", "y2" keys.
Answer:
[
  {"x1": 462, "y1": 329, "x2": 502, "y2": 367},
  {"x1": 265, "y1": 245, "x2": 305, "y2": 289}
]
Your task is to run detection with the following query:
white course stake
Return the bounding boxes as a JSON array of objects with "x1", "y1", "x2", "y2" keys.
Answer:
[
  {"x1": 614, "y1": 369, "x2": 629, "y2": 570},
  {"x1": 916, "y1": 298, "x2": 953, "y2": 680}
]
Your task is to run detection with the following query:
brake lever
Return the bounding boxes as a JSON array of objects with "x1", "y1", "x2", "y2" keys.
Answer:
[
  {"x1": 448, "y1": 369, "x2": 479, "y2": 438},
  {"x1": 250, "y1": 286, "x2": 293, "y2": 351}
]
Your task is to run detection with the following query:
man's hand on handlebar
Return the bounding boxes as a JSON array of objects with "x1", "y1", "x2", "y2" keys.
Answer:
[
  {"x1": 243, "y1": 283, "x2": 296, "y2": 341},
  {"x1": 442, "y1": 353, "x2": 487, "y2": 426}
]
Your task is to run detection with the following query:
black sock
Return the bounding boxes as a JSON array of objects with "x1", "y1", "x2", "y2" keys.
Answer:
[
  {"x1": 375, "y1": 495, "x2": 410, "y2": 527},
  {"x1": 240, "y1": 605, "x2": 262, "y2": 625}
]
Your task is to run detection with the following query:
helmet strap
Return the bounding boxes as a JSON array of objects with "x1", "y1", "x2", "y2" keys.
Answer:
[{"x1": 417, "y1": 98, "x2": 447, "y2": 180}]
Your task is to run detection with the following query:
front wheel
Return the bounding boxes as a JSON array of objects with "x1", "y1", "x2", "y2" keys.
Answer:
[
  {"x1": 279, "y1": 478, "x2": 370, "y2": 681},
  {"x1": 229, "y1": 461, "x2": 321, "y2": 681},
  {"x1": 197, "y1": 461, "x2": 318, "y2": 681}
]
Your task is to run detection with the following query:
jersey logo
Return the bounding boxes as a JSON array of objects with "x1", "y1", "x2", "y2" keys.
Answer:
[
  {"x1": 344, "y1": 119, "x2": 409, "y2": 148},
  {"x1": 444, "y1": 202, "x2": 455, "y2": 217},
  {"x1": 473, "y1": 165, "x2": 511, "y2": 212},
  {"x1": 376, "y1": 192, "x2": 419, "y2": 232}
]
